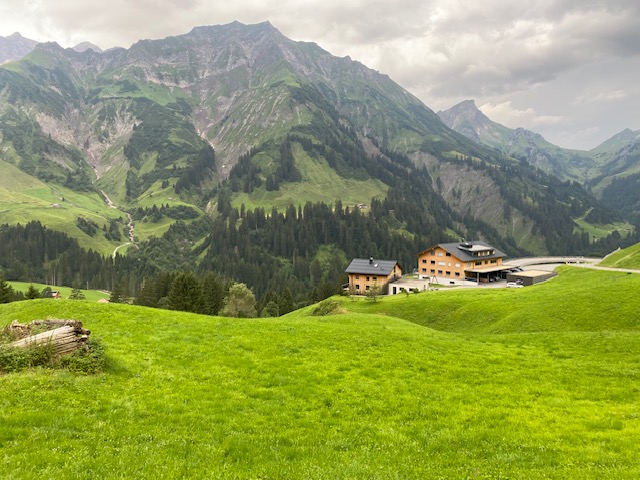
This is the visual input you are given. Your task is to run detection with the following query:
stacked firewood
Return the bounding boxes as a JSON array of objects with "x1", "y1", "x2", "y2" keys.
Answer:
[{"x1": 7, "y1": 320, "x2": 91, "y2": 356}]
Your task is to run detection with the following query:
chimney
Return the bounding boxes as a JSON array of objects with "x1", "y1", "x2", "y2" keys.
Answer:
[{"x1": 369, "y1": 256, "x2": 373, "y2": 264}]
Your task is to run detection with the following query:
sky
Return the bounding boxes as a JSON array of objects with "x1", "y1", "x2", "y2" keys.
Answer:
[{"x1": 0, "y1": 0, "x2": 638, "y2": 150}]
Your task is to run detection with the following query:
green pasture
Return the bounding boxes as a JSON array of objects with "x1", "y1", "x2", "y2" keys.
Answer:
[
  {"x1": 233, "y1": 143, "x2": 387, "y2": 212},
  {"x1": 7, "y1": 282, "x2": 109, "y2": 303},
  {"x1": 600, "y1": 242, "x2": 640, "y2": 269},
  {"x1": 0, "y1": 266, "x2": 638, "y2": 478}
]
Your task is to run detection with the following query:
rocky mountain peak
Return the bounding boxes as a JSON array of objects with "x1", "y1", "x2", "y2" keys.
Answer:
[{"x1": 0, "y1": 32, "x2": 39, "y2": 64}]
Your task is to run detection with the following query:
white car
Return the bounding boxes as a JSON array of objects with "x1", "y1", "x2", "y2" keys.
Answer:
[{"x1": 506, "y1": 282, "x2": 523, "y2": 288}]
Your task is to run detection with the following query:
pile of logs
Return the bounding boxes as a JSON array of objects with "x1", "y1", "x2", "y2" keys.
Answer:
[{"x1": 7, "y1": 319, "x2": 91, "y2": 356}]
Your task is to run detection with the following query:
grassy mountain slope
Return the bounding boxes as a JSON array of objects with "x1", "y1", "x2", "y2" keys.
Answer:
[
  {"x1": 1, "y1": 267, "x2": 639, "y2": 478},
  {"x1": 600, "y1": 241, "x2": 640, "y2": 269}
]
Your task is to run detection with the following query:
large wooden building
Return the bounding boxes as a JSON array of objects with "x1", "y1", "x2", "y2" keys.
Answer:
[
  {"x1": 417, "y1": 241, "x2": 506, "y2": 282},
  {"x1": 345, "y1": 258, "x2": 402, "y2": 295}
]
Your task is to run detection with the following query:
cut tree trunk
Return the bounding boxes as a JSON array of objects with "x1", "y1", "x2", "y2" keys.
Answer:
[{"x1": 8, "y1": 320, "x2": 91, "y2": 356}]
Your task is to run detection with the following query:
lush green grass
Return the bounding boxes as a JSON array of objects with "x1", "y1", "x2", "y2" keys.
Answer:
[
  {"x1": 233, "y1": 143, "x2": 388, "y2": 212},
  {"x1": 0, "y1": 159, "x2": 126, "y2": 256},
  {"x1": 338, "y1": 267, "x2": 640, "y2": 334},
  {"x1": 7, "y1": 281, "x2": 109, "y2": 302},
  {"x1": 573, "y1": 213, "x2": 634, "y2": 241},
  {"x1": 0, "y1": 267, "x2": 638, "y2": 478},
  {"x1": 600, "y1": 242, "x2": 640, "y2": 269}
]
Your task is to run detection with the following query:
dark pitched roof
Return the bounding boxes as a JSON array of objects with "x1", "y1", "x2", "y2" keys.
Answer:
[
  {"x1": 419, "y1": 241, "x2": 506, "y2": 262},
  {"x1": 345, "y1": 258, "x2": 401, "y2": 276}
]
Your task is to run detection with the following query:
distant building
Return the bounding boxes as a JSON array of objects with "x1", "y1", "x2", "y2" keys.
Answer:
[
  {"x1": 417, "y1": 241, "x2": 506, "y2": 283},
  {"x1": 345, "y1": 257, "x2": 402, "y2": 295},
  {"x1": 51, "y1": 291, "x2": 61, "y2": 299}
]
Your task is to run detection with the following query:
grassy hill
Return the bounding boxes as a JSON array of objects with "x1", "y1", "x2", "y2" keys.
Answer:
[
  {"x1": 1, "y1": 266, "x2": 639, "y2": 478},
  {"x1": 600, "y1": 242, "x2": 640, "y2": 269}
]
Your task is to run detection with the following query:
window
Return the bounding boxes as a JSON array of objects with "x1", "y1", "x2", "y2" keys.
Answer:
[
  {"x1": 490, "y1": 259, "x2": 497, "y2": 264},
  {"x1": 438, "y1": 261, "x2": 446, "y2": 266},
  {"x1": 373, "y1": 276, "x2": 377, "y2": 281},
  {"x1": 475, "y1": 261, "x2": 482, "y2": 266},
  {"x1": 438, "y1": 270, "x2": 443, "y2": 275},
  {"x1": 366, "y1": 276, "x2": 370, "y2": 281},
  {"x1": 430, "y1": 260, "x2": 436, "y2": 265},
  {"x1": 446, "y1": 252, "x2": 451, "y2": 257},
  {"x1": 455, "y1": 263, "x2": 461, "y2": 267},
  {"x1": 446, "y1": 271, "x2": 451, "y2": 276},
  {"x1": 355, "y1": 274, "x2": 360, "y2": 279},
  {"x1": 430, "y1": 269, "x2": 435, "y2": 274},
  {"x1": 365, "y1": 286, "x2": 370, "y2": 291},
  {"x1": 455, "y1": 272, "x2": 460, "y2": 277},
  {"x1": 422, "y1": 259, "x2": 427, "y2": 264},
  {"x1": 422, "y1": 268, "x2": 426, "y2": 273},
  {"x1": 438, "y1": 252, "x2": 444, "y2": 257},
  {"x1": 355, "y1": 284, "x2": 360, "y2": 290}
]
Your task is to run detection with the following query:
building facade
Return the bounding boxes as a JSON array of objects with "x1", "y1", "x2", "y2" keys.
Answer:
[
  {"x1": 417, "y1": 241, "x2": 506, "y2": 282},
  {"x1": 345, "y1": 258, "x2": 402, "y2": 295}
]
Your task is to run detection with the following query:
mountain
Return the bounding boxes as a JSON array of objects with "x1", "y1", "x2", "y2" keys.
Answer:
[
  {"x1": 0, "y1": 21, "x2": 631, "y2": 299},
  {"x1": 439, "y1": 100, "x2": 640, "y2": 222},
  {"x1": 72, "y1": 41, "x2": 103, "y2": 53},
  {"x1": 0, "y1": 32, "x2": 39, "y2": 64},
  {"x1": 438, "y1": 100, "x2": 595, "y2": 181}
]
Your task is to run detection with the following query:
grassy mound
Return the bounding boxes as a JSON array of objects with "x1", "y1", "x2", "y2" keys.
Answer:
[
  {"x1": 0, "y1": 267, "x2": 639, "y2": 478},
  {"x1": 600, "y1": 242, "x2": 640, "y2": 269},
  {"x1": 334, "y1": 266, "x2": 640, "y2": 334}
]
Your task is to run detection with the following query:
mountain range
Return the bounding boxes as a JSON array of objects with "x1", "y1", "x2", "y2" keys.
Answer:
[
  {"x1": 438, "y1": 100, "x2": 640, "y2": 222},
  {"x1": 0, "y1": 21, "x2": 636, "y2": 287}
]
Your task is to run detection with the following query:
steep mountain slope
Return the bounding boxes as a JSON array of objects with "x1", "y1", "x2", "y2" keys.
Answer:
[
  {"x1": 438, "y1": 100, "x2": 595, "y2": 181},
  {"x1": 440, "y1": 100, "x2": 640, "y2": 223},
  {"x1": 0, "y1": 21, "x2": 625, "y2": 265}
]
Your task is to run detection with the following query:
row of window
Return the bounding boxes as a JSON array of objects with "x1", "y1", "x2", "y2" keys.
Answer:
[
  {"x1": 421, "y1": 268, "x2": 462, "y2": 277},
  {"x1": 354, "y1": 275, "x2": 378, "y2": 281}
]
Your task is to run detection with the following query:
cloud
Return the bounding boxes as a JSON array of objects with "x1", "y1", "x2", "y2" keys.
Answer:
[
  {"x1": 0, "y1": 0, "x2": 639, "y2": 149},
  {"x1": 572, "y1": 90, "x2": 629, "y2": 105},
  {"x1": 478, "y1": 101, "x2": 565, "y2": 129}
]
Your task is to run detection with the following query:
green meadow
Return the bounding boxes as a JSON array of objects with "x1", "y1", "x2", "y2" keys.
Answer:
[
  {"x1": 0, "y1": 266, "x2": 638, "y2": 478},
  {"x1": 7, "y1": 282, "x2": 109, "y2": 303},
  {"x1": 600, "y1": 242, "x2": 640, "y2": 269}
]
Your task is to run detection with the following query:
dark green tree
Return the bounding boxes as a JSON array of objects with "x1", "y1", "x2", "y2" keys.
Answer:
[
  {"x1": 25, "y1": 284, "x2": 41, "y2": 299},
  {"x1": 168, "y1": 271, "x2": 204, "y2": 313},
  {"x1": 201, "y1": 272, "x2": 225, "y2": 316},
  {"x1": 0, "y1": 276, "x2": 15, "y2": 303}
]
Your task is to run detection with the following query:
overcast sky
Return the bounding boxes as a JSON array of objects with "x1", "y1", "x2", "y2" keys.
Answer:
[{"x1": 1, "y1": 0, "x2": 638, "y2": 150}]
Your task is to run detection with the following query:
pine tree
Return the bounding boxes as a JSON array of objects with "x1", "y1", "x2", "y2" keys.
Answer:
[
  {"x1": 168, "y1": 271, "x2": 204, "y2": 313},
  {"x1": 0, "y1": 276, "x2": 15, "y2": 304},
  {"x1": 25, "y1": 284, "x2": 41, "y2": 300}
]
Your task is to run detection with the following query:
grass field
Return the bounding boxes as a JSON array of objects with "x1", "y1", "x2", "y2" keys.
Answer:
[
  {"x1": 7, "y1": 282, "x2": 110, "y2": 302},
  {"x1": 0, "y1": 266, "x2": 638, "y2": 478},
  {"x1": 600, "y1": 242, "x2": 640, "y2": 269}
]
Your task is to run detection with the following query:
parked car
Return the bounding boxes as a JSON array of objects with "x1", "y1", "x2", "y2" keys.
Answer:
[{"x1": 506, "y1": 282, "x2": 523, "y2": 288}]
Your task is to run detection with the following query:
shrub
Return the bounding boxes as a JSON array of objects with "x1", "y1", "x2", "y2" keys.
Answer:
[
  {"x1": 310, "y1": 299, "x2": 344, "y2": 316},
  {"x1": 0, "y1": 342, "x2": 56, "y2": 373},
  {"x1": 60, "y1": 338, "x2": 107, "y2": 374}
]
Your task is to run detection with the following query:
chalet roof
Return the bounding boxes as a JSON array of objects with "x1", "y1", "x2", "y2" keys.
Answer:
[
  {"x1": 345, "y1": 258, "x2": 401, "y2": 276},
  {"x1": 419, "y1": 241, "x2": 506, "y2": 262}
]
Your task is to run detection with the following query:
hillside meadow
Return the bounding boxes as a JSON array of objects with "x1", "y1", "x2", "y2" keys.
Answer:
[
  {"x1": 0, "y1": 266, "x2": 638, "y2": 478},
  {"x1": 600, "y1": 241, "x2": 640, "y2": 269}
]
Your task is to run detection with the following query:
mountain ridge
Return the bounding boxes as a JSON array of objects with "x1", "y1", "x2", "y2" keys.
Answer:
[{"x1": 0, "y1": 21, "x2": 631, "y2": 263}]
